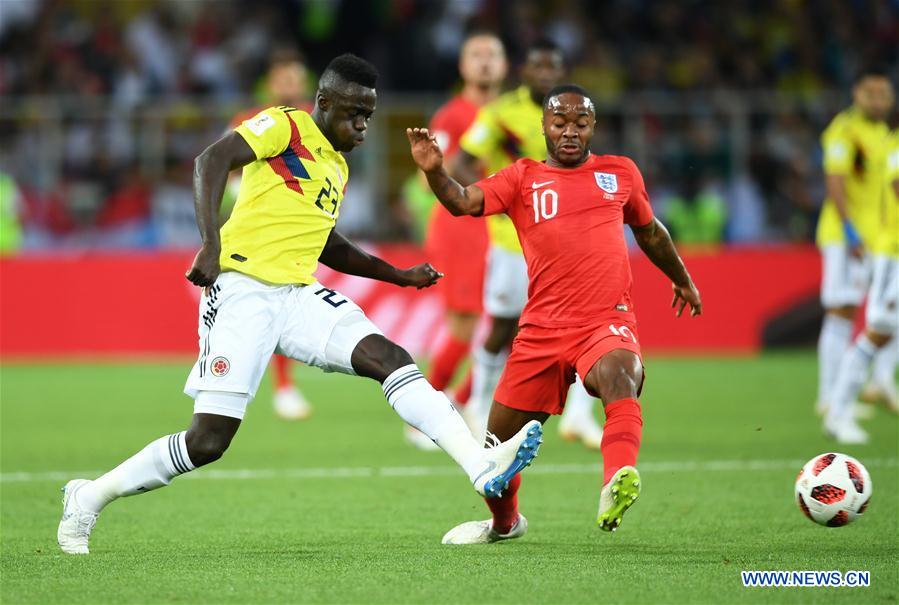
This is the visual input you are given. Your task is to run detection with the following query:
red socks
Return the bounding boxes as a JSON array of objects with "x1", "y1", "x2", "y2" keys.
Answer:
[
  {"x1": 485, "y1": 474, "x2": 520, "y2": 534},
  {"x1": 453, "y1": 368, "x2": 473, "y2": 405},
  {"x1": 428, "y1": 334, "x2": 469, "y2": 392},
  {"x1": 600, "y1": 398, "x2": 643, "y2": 484},
  {"x1": 272, "y1": 354, "x2": 293, "y2": 390}
]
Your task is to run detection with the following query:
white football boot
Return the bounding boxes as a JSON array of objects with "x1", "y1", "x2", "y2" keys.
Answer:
[
  {"x1": 273, "y1": 386, "x2": 312, "y2": 421},
  {"x1": 57, "y1": 479, "x2": 99, "y2": 554},
  {"x1": 442, "y1": 514, "x2": 528, "y2": 545},
  {"x1": 471, "y1": 421, "x2": 543, "y2": 498},
  {"x1": 824, "y1": 415, "x2": 869, "y2": 444},
  {"x1": 597, "y1": 466, "x2": 641, "y2": 532}
]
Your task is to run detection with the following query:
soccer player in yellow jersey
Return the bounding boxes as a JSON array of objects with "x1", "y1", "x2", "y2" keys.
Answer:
[
  {"x1": 827, "y1": 117, "x2": 899, "y2": 443},
  {"x1": 225, "y1": 47, "x2": 315, "y2": 422},
  {"x1": 454, "y1": 39, "x2": 606, "y2": 449},
  {"x1": 57, "y1": 55, "x2": 544, "y2": 555},
  {"x1": 815, "y1": 69, "x2": 894, "y2": 437}
]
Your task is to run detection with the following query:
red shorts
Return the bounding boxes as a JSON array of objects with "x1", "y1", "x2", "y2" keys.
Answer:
[
  {"x1": 424, "y1": 206, "x2": 488, "y2": 313},
  {"x1": 494, "y1": 313, "x2": 643, "y2": 415}
]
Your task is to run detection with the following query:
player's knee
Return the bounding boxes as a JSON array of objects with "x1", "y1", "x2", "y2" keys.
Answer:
[
  {"x1": 865, "y1": 329, "x2": 892, "y2": 348},
  {"x1": 591, "y1": 352, "x2": 643, "y2": 404},
  {"x1": 185, "y1": 427, "x2": 234, "y2": 467},
  {"x1": 828, "y1": 306, "x2": 857, "y2": 320},
  {"x1": 351, "y1": 334, "x2": 415, "y2": 382}
]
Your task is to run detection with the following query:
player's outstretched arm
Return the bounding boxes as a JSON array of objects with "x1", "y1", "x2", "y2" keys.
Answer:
[
  {"x1": 186, "y1": 132, "x2": 257, "y2": 287},
  {"x1": 631, "y1": 218, "x2": 703, "y2": 317},
  {"x1": 451, "y1": 150, "x2": 486, "y2": 187},
  {"x1": 319, "y1": 229, "x2": 443, "y2": 289},
  {"x1": 406, "y1": 128, "x2": 485, "y2": 216}
]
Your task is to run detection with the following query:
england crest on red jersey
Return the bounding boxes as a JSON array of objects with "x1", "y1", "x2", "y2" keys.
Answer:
[{"x1": 594, "y1": 172, "x2": 618, "y2": 193}]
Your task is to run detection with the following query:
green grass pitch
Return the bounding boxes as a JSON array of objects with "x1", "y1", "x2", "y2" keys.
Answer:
[{"x1": 1, "y1": 353, "x2": 897, "y2": 604}]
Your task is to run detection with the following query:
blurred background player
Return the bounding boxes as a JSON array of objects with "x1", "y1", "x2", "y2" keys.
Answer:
[
  {"x1": 454, "y1": 38, "x2": 605, "y2": 448},
  {"x1": 815, "y1": 70, "x2": 895, "y2": 436},
  {"x1": 405, "y1": 32, "x2": 508, "y2": 450},
  {"x1": 226, "y1": 48, "x2": 314, "y2": 421},
  {"x1": 826, "y1": 114, "x2": 899, "y2": 443}
]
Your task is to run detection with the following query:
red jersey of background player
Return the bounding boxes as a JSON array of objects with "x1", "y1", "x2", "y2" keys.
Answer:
[
  {"x1": 430, "y1": 95, "x2": 479, "y2": 158},
  {"x1": 425, "y1": 95, "x2": 488, "y2": 314},
  {"x1": 475, "y1": 153, "x2": 653, "y2": 328}
]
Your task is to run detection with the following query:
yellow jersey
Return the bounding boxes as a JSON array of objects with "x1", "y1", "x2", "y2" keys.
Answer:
[
  {"x1": 816, "y1": 107, "x2": 889, "y2": 247},
  {"x1": 460, "y1": 86, "x2": 546, "y2": 252},
  {"x1": 877, "y1": 130, "x2": 899, "y2": 258},
  {"x1": 221, "y1": 106, "x2": 348, "y2": 285}
]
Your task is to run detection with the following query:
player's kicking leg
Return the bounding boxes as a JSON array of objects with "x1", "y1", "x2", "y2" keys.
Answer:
[
  {"x1": 58, "y1": 411, "x2": 241, "y2": 554},
  {"x1": 583, "y1": 349, "x2": 645, "y2": 532},
  {"x1": 278, "y1": 283, "x2": 542, "y2": 497},
  {"x1": 349, "y1": 333, "x2": 542, "y2": 497},
  {"x1": 442, "y1": 403, "x2": 548, "y2": 545}
]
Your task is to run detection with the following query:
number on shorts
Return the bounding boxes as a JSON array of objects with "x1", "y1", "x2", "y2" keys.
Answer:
[
  {"x1": 531, "y1": 188, "x2": 558, "y2": 223},
  {"x1": 609, "y1": 323, "x2": 637, "y2": 344},
  {"x1": 314, "y1": 287, "x2": 348, "y2": 308}
]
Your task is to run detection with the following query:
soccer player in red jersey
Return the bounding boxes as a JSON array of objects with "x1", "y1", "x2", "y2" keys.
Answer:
[
  {"x1": 227, "y1": 48, "x2": 314, "y2": 421},
  {"x1": 406, "y1": 32, "x2": 508, "y2": 449},
  {"x1": 407, "y1": 84, "x2": 702, "y2": 543}
]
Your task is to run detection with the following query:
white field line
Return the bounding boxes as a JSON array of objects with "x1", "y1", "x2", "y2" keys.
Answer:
[{"x1": 2, "y1": 457, "x2": 896, "y2": 484}]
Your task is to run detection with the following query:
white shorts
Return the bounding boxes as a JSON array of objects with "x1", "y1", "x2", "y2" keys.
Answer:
[
  {"x1": 184, "y1": 271, "x2": 381, "y2": 418},
  {"x1": 483, "y1": 245, "x2": 528, "y2": 318},
  {"x1": 820, "y1": 244, "x2": 871, "y2": 308},
  {"x1": 866, "y1": 255, "x2": 898, "y2": 335}
]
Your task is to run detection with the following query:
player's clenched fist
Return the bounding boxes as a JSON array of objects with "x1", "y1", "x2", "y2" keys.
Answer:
[
  {"x1": 406, "y1": 128, "x2": 444, "y2": 172},
  {"x1": 185, "y1": 244, "x2": 221, "y2": 288}
]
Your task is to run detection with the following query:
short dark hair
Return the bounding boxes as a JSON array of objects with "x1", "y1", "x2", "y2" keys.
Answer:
[
  {"x1": 321, "y1": 53, "x2": 378, "y2": 89},
  {"x1": 543, "y1": 84, "x2": 593, "y2": 111},
  {"x1": 527, "y1": 37, "x2": 563, "y2": 57}
]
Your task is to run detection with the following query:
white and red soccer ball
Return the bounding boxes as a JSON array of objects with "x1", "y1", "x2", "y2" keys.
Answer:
[{"x1": 795, "y1": 453, "x2": 872, "y2": 527}]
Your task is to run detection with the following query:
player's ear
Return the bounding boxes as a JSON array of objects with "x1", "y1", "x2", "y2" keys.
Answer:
[{"x1": 316, "y1": 91, "x2": 331, "y2": 113}]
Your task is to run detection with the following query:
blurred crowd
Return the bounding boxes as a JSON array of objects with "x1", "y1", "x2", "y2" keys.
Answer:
[{"x1": 0, "y1": 0, "x2": 897, "y2": 251}]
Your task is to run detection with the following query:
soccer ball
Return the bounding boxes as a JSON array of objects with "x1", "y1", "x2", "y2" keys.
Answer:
[{"x1": 795, "y1": 453, "x2": 871, "y2": 527}]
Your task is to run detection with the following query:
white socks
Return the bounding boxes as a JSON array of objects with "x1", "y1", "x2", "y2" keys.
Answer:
[
  {"x1": 818, "y1": 314, "x2": 853, "y2": 405},
  {"x1": 469, "y1": 346, "x2": 508, "y2": 419},
  {"x1": 76, "y1": 432, "x2": 195, "y2": 513},
  {"x1": 382, "y1": 364, "x2": 482, "y2": 478},
  {"x1": 871, "y1": 338, "x2": 898, "y2": 395},
  {"x1": 828, "y1": 335, "x2": 878, "y2": 424}
]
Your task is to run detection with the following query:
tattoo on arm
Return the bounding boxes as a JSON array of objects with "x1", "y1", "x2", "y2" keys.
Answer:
[
  {"x1": 424, "y1": 167, "x2": 484, "y2": 216},
  {"x1": 632, "y1": 218, "x2": 693, "y2": 286}
]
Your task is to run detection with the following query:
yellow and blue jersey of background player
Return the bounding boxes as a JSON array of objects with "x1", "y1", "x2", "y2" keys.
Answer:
[
  {"x1": 817, "y1": 107, "x2": 889, "y2": 248},
  {"x1": 221, "y1": 106, "x2": 348, "y2": 285},
  {"x1": 877, "y1": 128, "x2": 899, "y2": 259},
  {"x1": 459, "y1": 86, "x2": 546, "y2": 253}
]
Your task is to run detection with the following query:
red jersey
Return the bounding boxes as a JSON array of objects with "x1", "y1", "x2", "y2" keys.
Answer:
[
  {"x1": 475, "y1": 154, "x2": 654, "y2": 328},
  {"x1": 429, "y1": 95, "x2": 479, "y2": 159}
]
